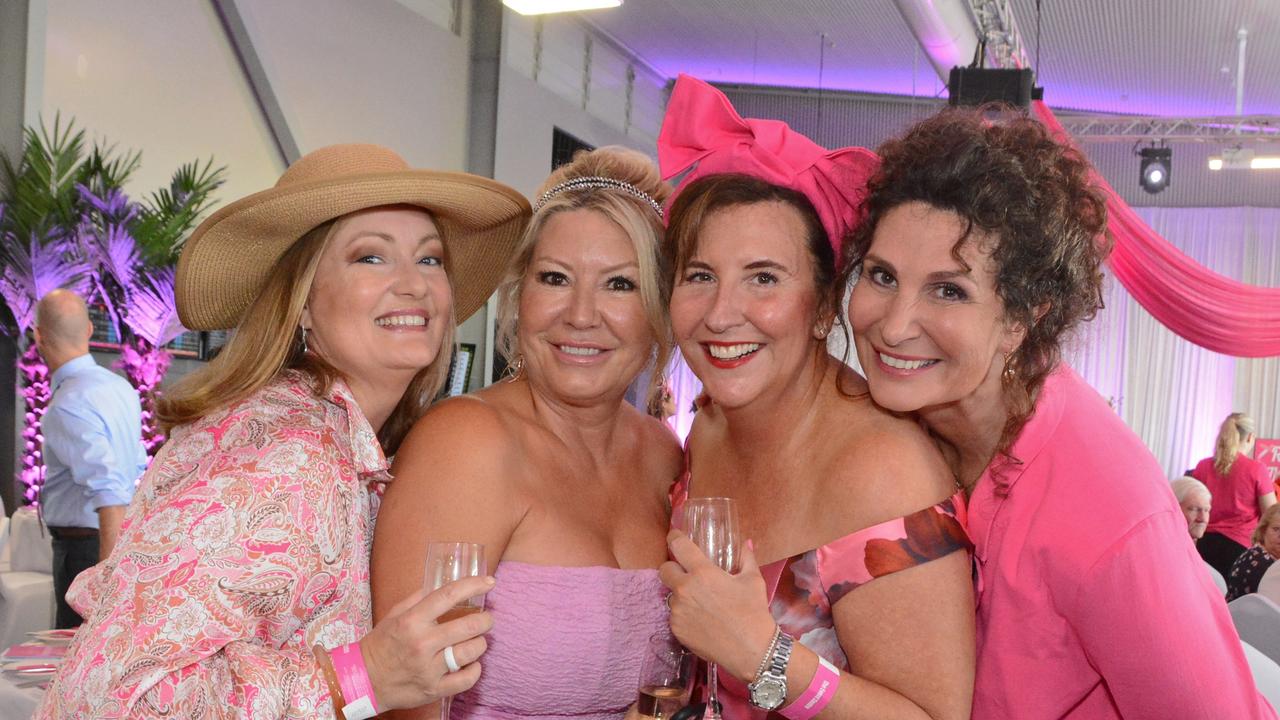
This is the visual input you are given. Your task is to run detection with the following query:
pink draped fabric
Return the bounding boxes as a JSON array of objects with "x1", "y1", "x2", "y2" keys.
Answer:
[{"x1": 1034, "y1": 101, "x2": 1280, "y2": 358}]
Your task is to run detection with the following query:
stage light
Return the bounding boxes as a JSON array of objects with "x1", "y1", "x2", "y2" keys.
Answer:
[
  {"x1": 1209, "y1": 157, "x2": 1224, "y2": 171},
  {"x1": 1139, "y1": 146, "x2": 1172, "y2": 194},
  {"x1": 502, "y1": 0, "x2": 621, "y2": 15},
  {"x1": 1252, "y1": 157, "x2": 1280, "y2": 170}
]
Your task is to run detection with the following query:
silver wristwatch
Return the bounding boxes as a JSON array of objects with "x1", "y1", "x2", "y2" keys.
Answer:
[{"x1": 748, "y1": 630, "x2": 794, "y2": 710}]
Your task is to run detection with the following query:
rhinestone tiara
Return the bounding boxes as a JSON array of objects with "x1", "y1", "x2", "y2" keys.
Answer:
[{"x1": 533, "y1": 176, "x2": 664, "y2": 219}]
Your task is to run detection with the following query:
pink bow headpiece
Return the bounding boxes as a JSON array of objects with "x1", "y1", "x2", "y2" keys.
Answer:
[{"x1": 658, "y1": 74, "x2": 879, "y2": 259}]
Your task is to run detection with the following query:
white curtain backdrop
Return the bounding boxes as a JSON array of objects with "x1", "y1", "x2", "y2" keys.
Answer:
[{"x1": 666, "y1": 207, "x2": 1280, "y2": 477}]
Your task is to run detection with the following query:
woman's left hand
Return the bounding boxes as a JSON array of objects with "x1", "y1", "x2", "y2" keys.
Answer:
[{"x1": 659, "y1": 529, "x2": 777, "y2": 682}]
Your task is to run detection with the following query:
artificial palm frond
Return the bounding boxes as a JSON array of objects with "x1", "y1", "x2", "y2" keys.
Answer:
[
  {"x1": 0, "y1": 233, "x2": 93, "y2": 334},
  {"x1": 0, "y1": 114, "x2": 88, "y2": 242},
  {"x1": 133, "y1": 157, "x2": 226, "y2": 267},
  {"x1": 79, "y1": 142, "x2": 141, "y2": 199},
  {"x1": 121, "y1": 266, "x2": 185, "y2": 347}
]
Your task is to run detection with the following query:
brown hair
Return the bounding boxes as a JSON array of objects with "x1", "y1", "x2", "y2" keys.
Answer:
[
  {"x1": 159, "y1": 209, "x2": 456, "y2": 455},
  {"x1": 1214, "y1": 412, "x2": 1256, "y2": 476},
  {"x1": 494, "y1": 146, "x2": 671, "y2": 405},
  {"x1": 838, "y1": 107, "x2": 1110, "y2": 466},
  {"x1": 665, "y1": 173, "x2": 840, "y2": 337}
]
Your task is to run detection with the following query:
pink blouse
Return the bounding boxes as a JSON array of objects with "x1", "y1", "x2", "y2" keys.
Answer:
[
  {"x1": 36, "y1": 372, "x2": 389, "y2": 719},
  {"x1": 1192, "y1": 453, "x2": 1274, "y2": 548},
  {"x1": 968, "y1": 366, "x2": 1275, "y2": 719}
]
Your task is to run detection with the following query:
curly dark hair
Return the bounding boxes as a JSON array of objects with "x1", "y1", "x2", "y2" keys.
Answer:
[{"x1": 837, "y1": 106, "x2": 1111, "y2": 467}]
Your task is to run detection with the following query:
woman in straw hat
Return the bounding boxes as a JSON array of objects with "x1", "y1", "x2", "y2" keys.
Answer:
[
  {"x1": 370, "y1": 146, "x2": 682, "y2": 720},
  {"x1": 36, "y1": 144, "x2": 530, "y2": 720}
]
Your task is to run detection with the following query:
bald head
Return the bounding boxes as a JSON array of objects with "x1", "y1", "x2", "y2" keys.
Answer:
[{"x1": 35, "y1": 290, "x2": 92, "y2": 367}]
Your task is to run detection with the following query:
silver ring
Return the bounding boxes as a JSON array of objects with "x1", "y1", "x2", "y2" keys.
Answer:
[
  {"x1": 443, "y1": 644, "x2": 461, "y2": 673},
  {"x1": 664, "y1": 593, "x2": 673, "y2": 610}
]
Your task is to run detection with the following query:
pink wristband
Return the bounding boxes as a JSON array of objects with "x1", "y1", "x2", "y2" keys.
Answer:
[
  {"x1": 328, "y1": 642, "x2": 379, "y2": 720},
  {"x1": 779, "y1": 656, "x2": 840, "y2": 720}
]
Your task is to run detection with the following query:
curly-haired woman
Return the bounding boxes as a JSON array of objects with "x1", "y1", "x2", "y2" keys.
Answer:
[{"x1": 842, "y1": 108, "x2": 1275, "y2": 719}]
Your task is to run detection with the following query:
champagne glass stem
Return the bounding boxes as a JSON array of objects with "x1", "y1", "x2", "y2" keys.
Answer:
[
  {"x1": 440, "y1": 695, "x2": 453, "y2": 720},
  {"x1": 705, "y1": 662, "x2": 721, "y2": 720}
]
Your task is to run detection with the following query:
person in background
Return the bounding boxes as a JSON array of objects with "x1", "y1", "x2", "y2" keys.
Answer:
[
  {"x1": 842, "y1": 107, "x2": 1275, "y2": 718},
  {"x1": 1172, "y1": 476, "x2": 1213, "y2": 542},
  {"x1": 1227, "y1": 504, "x2": 1280, "y2": 602},
  {"x1": 1193, "y1": 412, "x2": 1277, "y2": 578},
  {"x1": 37, "y1": 144, "x2": 529, "y2": 719},
  {"x1": 372, "y1": 146, "x2": 681, "y2": 720},
  {"x1": 33, "y1": 289, "x2": 147, "y2": 629}
]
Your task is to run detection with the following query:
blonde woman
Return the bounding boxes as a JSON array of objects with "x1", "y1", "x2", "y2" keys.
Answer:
[
  {"x1": 1193, "y1": 413, "x2": 1277, "y2": 578},
  {"x1": 372, "y1": 146, "x2": 681, "y2": 720},
  {"x1": 38, "y1": 145, "x2": 529, "y2": 719},
  {"x1": 1226, "y1": 504, "x2": 1280, "y2": 601}
]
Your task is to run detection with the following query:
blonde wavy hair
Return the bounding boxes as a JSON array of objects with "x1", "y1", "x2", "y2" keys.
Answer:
[
  {"x1": 493, "y1": 146, "x2": 671, "y2": 407},
  {"x1": 1213, "y1": 412, "x2": 1256, "y2": 476},
  {"x1": 1252, "y1": 503, "x2": 1280, "y2": 546},
  {"x1": 159, "y1": 209, "x2": 456, "y2": 455}
]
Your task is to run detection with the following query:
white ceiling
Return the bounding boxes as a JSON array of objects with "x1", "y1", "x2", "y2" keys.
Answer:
[{"x1": 586, "y1": 0, "x2": 1280, "y2": 116}]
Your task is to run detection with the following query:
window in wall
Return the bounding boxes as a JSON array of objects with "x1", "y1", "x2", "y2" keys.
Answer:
[{"x1": 551, "y1": 127, "x2": 594, "y2": 170}]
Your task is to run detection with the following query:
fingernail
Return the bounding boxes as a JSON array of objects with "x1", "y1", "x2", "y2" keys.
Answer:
[
  {"x1": 747, "y1": 539, "x2": 755, "y2": 551},
  {"x1": 485, "y1": 576, "x2": 496, "y2": 586}
]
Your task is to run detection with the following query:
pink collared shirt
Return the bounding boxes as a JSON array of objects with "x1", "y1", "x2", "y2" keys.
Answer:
[
  {"x1": 36, "y1": 372, "x2": 389, "y2": 719},
  {"x1": 968, "y1": 366, "x2": 1275, "y2": 719}
]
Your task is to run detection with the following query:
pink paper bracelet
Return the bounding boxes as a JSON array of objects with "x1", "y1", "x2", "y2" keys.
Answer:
[
  {"x1": 780, "y1": 655, "x2": 840, "y2": 720},
  {"x1": 329, "y1": 642, "x2": 379, "y2": 720}
]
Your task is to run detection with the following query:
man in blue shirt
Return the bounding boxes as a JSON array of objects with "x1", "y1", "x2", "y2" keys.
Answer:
[{"x1": 34, "y1": 290, "x2": 147, "y2": 628}]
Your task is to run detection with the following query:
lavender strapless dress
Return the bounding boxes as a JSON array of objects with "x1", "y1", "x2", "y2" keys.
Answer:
[{"x1": 451, "y1": 561, "x2": 670, "y2": 720}]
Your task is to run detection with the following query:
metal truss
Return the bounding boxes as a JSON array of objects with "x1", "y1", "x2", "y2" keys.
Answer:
[
  {"x1": 969, "y1": 0, "x2": 1032, "y2": 70},
  {"x1": 1053, "y1": 114, "x2": 1280, "y2": 143}
]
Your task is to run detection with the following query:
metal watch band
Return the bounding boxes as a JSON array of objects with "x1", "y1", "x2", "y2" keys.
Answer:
[{"x1": 766, "y1": 631, "x2": 794, "y2": 678}]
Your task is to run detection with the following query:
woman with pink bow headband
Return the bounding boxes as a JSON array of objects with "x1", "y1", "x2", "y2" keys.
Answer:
[{"x1": 658, "y1": 75, "x2": 975, "y2": 720}]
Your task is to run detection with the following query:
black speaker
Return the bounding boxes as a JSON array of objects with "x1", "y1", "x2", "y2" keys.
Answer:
[{"x1": 948, "y1": 67, "x2": 1035, "y2": 108}]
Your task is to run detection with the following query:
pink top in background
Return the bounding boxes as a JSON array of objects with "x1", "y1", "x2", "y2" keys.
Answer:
[
  {"x1": 968, "y1": 366, "x2": 1275, "y2": 719},
  {"x1": 1193, "y1": 453, "x2": 1273, "y2": 548},
  {"x1": 35, "y1": 373, "x2": 388, "y2": 719}
]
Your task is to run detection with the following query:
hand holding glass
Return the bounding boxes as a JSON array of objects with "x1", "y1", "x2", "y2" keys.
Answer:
[
  {"x1": 680, "y1": 497, "x2": 742, "y2": 720},
  {"x1": 424, "y1": 542, "x2": 486, "y2": 720}
]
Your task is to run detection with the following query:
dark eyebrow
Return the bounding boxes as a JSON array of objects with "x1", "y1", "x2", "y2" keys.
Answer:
[
  {"x1": 744, "y1": 259, "x2": 789, "y2": 272},
  {"x1": 863, "y1": 252, "x2": 971, "y2": 282}
]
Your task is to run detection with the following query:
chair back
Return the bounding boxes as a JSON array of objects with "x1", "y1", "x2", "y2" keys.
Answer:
[
  {"x1": 1206, "y1": 561, "x2": 1228, "y2": 597},
  {"x1": 8, "y1": 508, "x2": 51, "y2": 574},
  {"x1": 1242, "y1": 640, "x2": 1280, "y2": 712},
  {"x1": 1258, "y1": 562, "x2": 1280, "y2": 606},
  {"x1": 1230, "y1": 594, "x2": 1280, "y2": 665}
]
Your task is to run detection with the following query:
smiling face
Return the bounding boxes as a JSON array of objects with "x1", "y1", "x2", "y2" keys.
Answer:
[
  {"x1": 1179, "y1": 490, "x2": 1211, "y2": 540},
  {"x1": 517, "y1": 208, "x2": 654, "y2": 406},
  {"x1": 669, "y1": 201, "x2": 824, "y2": 410},
  {"x1": 302, "y1": 205, "x2": 452, "y2": 394},
  {"x1": 1264, "y1": 520, "x2": 1280, "y2": 559},
  {"x1": 848, "y1": 201, "x2": 1025, "y2": 414}
]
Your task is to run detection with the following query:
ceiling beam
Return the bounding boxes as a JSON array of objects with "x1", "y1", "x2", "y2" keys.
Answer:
[{"x1": 1056, "y1": 114, "x2": 1280, "y2": 143}]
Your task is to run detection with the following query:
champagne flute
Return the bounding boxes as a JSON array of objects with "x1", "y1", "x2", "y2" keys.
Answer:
[
  {"x1": 424, "y1": 542, "x2": 487, "y2": 720},
  {"x1": 681, "y1": 497, "x2": 741, "y2": 720},
  {"x1": 636, "y1": 632, "x2": 695, "y2": 719}
]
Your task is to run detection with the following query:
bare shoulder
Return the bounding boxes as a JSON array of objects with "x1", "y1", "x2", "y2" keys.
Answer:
[
  {"x1": 622, "y1": 406, "x2": 683, "y2": 490},
  {"x1": 391, "y1": 388, "x2": 522, "y2": 496},
  {"x1": 823, "y1": 391, "x2": 956, "y2": 517}
]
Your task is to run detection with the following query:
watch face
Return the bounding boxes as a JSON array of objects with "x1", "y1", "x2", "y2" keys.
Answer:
[{"x1": 751, "y1": 677, "x2": 788, "y2": 710}]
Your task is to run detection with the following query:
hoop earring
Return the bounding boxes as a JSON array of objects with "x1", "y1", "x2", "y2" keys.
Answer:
[
  {"x1": 300, "y1": 327, "x2": 309, "y2": 355},
  {"x1": 506, "y1": 354, "x2": 526, "y2": 382},
  {"x1": 1002, "y1": 352, "x2": 1017, "y2": 381}
]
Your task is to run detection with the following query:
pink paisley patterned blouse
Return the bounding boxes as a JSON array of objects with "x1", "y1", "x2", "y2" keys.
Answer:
[{"x1": 36, "y1": 371, "x2": 389, "y2": 719}]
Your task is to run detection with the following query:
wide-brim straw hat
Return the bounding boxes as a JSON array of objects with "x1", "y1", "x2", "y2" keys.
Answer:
[{"x1": 176, "y1": 143, "x2": 531, "y2": 330}]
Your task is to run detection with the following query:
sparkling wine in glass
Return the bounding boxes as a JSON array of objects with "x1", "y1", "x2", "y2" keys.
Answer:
[
  {"x1": 681, "y1": 497, "x2": 741, "y2": 720},
  {"x1": 636, "y1": 632, "x2": 695, "y2": 719},
  {"x1": 424, "y1": 542, "x2": 486, "y2": 720}
]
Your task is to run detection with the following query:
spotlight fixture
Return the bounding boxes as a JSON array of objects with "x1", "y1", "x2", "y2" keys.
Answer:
[
  {"x1": 1139, "y1": 146, "x2": 1172, "y2": 194},
  {"x1": 1207, "y1": 147, "x2": 1280, "y2": 170},
  {"x1": 502, "y1": 0, "x2": 621, "y2": 15}
]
